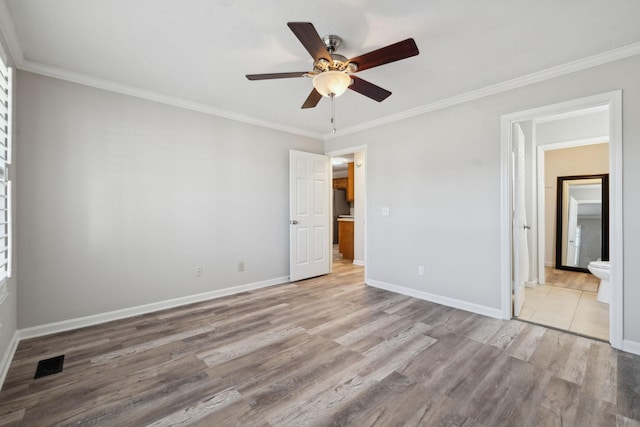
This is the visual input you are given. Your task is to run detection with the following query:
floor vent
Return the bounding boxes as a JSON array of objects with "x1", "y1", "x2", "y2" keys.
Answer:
[{"x1": 34, "y1": 355, "x2": 65, "y2": 379}]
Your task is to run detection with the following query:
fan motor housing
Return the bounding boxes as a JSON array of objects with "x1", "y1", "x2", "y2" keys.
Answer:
[{"x1": 314, "y1": 35, "x2": 358, "y2": 74}]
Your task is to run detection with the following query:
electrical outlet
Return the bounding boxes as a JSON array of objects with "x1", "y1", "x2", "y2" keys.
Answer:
[
  {"x1": 238, "y1": 261, "x2": 245, "y2": 272},
  {"x1": 195, "y1": 266, "x2": 203, "y2": 277},
  {"x1": 418, "y1": 266, "x2": 425, "y2": 276}
]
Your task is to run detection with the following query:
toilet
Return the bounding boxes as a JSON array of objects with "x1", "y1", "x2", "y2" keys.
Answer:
[{"x1": 587, "y1": 260, "x2": 610, "y2": 304}]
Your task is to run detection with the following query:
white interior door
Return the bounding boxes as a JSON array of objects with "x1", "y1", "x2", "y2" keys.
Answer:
[
  {"x1": 566, "y1": 196, "x2": 579, "y2": 266},
  {"x1": 513, "y1": 124, "x2": 529, "y2": 316},
  {"x1": 289, "y1": 150, "x2": 331, "y2": 282}
]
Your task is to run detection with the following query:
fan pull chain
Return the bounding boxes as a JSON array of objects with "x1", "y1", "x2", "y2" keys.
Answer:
[{"x1": 330, "y1": 93, "x2": 336, "y2": 134}]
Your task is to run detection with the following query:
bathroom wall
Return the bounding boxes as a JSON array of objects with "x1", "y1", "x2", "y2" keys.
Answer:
[
  {"x1": 578, "y1": 217, "x2": 603, "y2": 267},
  {"x1": 544, "y1": 143, "x2": 609, "y2": 265}
]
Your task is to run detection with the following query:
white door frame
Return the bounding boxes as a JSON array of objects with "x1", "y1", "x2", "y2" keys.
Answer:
[
  {"x1": 325, "y1": 145, "x2": 367, "y2": 275},
  {"x1": 500, "y1": 91, "x2": 623, "y2": 349},
  {"x1": 512, "y1": 123, "x2": 527, "y2": 317}
]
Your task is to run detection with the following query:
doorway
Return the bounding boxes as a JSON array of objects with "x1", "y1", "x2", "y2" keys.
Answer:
[
  {"x1": 500, "y1": 92, "x2": 623, "y2": 348},
  {"x1": 327, "y1": 146, "x2": 367, "y2": 274}
]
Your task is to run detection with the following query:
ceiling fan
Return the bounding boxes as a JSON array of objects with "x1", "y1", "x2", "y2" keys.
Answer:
[{"x1": 246, "y1": 22, "x2": 419, "y2": 111}]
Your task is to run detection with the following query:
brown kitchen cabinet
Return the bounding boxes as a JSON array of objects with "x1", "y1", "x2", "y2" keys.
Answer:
[
  {"x1": 346, "y1": 162, "x2": 354, "y2": 201},
  {"x1": 338, "y1": 220, "x2": 354, "y2": 260},
  {"x1": 333, "y1": 178, "x2": 348, "y2": 190}
]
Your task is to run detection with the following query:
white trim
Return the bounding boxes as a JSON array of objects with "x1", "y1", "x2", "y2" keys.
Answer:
[
  {"x1": 501, "y1": 91, "x2": 623, "y2": 348},
  {"x1": 500, "y1": 116, "x2": 513, "y2": 319},
  {"x1": 0, "y1": 330, "x2": 19, "y2": 391},
  {"x1": 533, "y1": 104, "x2": 609, "y2": 124},
  {"x1": 325, "y1": 145, "x2": 368, "y2": 157},
  {"x1": 537, "y1": 136, "x2": 609, "y2": 150},
  {"x1": 367, "y1": 279, "x2": 503, "y2": 319},
  {"x1": 352, "y1": 260, "x2": 365, "y2": 266},
  {"x1": 6, "y1": 181, "x2": 11, "y2": 279},
  {"x1": 17, "y1": 276, "x2": 289, "y2": 341},
  {"x1": 0, "y1": 1, "x2": 24, "y2": 66},
  {"x1": 609, "y1": 91, "x2": 624, "y2": 349},
  {"x1": 325, "y1": 42, "x2": 640, "y2": 140},
  {"x1": 622, "y1": 340, "x2": 640, "y2": 356}
]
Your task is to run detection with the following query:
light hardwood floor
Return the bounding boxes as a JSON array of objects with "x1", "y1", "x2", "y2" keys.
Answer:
[{"x1": 1, "y1": 261, "x2": 639, "y2": 426}]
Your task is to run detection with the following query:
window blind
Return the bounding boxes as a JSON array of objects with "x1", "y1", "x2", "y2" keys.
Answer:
[{"x1": 0, "y1": 56, "x2": 11, "y2": 286}]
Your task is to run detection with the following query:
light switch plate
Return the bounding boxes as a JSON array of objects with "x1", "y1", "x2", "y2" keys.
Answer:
[{"x1": 381, "y1": 206, "x2": 390, "y2": 216}]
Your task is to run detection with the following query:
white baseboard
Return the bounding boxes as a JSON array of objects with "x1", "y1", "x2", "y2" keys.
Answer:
[
  {"x1": 0, "y1": 330, "x2": 19, "y2": 391},
  {"x1": 18, "y1": 276, "x2": 289, "y2": 341},
  {"x1": 352, "y1": 259, "x2": 365, "y2": 267},
  {"x1": 622, "y1": 339, "x2": 640, "y2": 356},
  {"x1": 366, "y1": 279, "x2": 503, "y2": 319}
]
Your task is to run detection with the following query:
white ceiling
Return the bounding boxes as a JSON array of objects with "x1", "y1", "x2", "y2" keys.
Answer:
[{"x1": 2, "y1": 0, "x2": 640, "y2": 139}]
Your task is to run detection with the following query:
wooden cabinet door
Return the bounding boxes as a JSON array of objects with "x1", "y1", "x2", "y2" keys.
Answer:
[
  {"x1": 338, "y1": 221, "x2": 354, "y2": 260},
  {"x1": 347, "y1": 162, "x2": 354, "y2": 201},
  {"x1": 333, "y1": 178, "x2": 347, "y2": 190}
]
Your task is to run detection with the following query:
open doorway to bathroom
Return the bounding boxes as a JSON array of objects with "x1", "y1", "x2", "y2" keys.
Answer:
[
  {"x1": 501, "y1": 92, "x2": 623, "y2": 347},
  {"x1": 522, "y1": 141, "x2": 610, "y2": 340}
]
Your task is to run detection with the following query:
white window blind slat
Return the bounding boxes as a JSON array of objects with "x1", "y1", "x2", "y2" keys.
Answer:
[
  {"x1": 6, "y1": 68, "x2": 11, "y2": 165},
  {"x1": 0, "y1": 60, "x2": 10, "y2": 284}
]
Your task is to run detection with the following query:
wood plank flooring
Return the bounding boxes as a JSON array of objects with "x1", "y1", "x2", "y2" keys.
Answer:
[{"x1": 1, "y1": 260, "x2": 639, "y2": 426}]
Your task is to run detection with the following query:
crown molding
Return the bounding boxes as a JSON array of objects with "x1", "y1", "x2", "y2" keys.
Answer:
[
  {"x1": 0, "y1": 3, "x2": 322, "y2": 140},
  {"x1": 0, "y1": 0, "x2": 24, "y2": 66},
  {"x1": 324, "y1": 41, "x2": 640, "y2": 140},
  {"x1": 20, "y1": 59, "x2": 323, "y2": 140}
]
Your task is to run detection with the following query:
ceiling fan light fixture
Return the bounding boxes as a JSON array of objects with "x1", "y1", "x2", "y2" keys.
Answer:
[{"x1": 313, "y1": 71, "x2": 352, "y2": 97}]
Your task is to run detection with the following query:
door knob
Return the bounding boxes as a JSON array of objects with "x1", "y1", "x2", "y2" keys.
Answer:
[
  {"x1": 523, "y1": 225, "x2": 531, "y2": 230},
  {"x1": 290, "y1": 220, "x2": 298, "y2": 224}
]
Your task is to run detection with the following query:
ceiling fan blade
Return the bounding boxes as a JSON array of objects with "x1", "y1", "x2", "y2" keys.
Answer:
[
  {"x1": 347, "y1": 38, "x2": 419, "y2": 72},
  {"x1": 348, "y1": 76, "x2": 391, "y2": 102},
  {"x1": 287, "y1": 22, "x2": 332, "y2": 62},
  {"x1": 246, "y1": 72, "x2": 308, "y2": 80},
  {"x1": 301, "y1": 88, "x2": 323, "y2": 109}
]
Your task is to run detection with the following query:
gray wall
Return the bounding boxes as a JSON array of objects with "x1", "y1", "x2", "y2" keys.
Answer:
[
  {"x1": 536, "y1": 110, "x2": 609, "y2": 145},
  {"x1": 9, "y1": 53, "x2": 640, "y2": 347},
  {"x1": 325, "y1": 54, "x2": 640, "y2": 344},
  {"x1": 16, "y1": 71, "x2": 322, "y2": 328}
]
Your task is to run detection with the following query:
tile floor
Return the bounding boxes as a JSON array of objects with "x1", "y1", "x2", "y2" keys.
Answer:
[{"x1": 517, "y1": 283, "x2": 609, "y2": 341}]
